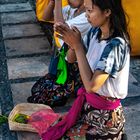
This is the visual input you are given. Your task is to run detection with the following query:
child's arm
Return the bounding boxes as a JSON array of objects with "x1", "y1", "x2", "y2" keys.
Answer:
[
  {"x1": 42, "y1": 0, "x2": 55, "y2": 21},
  {"x1": 54, "y1": 0, "x2": 65, "y2": 23}
]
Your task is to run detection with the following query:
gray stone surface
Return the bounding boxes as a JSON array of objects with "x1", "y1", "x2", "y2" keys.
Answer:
[
  {"x1": 7, "y1": 56, "x2": 51, "y2": 80},
  {"x1": 0, "y1": 106, "x2": 2, "y2": 140},
  {"x1": 0, "y1": 105, "x2": 1, "y2": 115},
  {"x1": 11, "y1": 82, "x2": 34, "y2": 105},
  {"x1": 17, "y1": 132, "x2": 40, "y2": 140},
  {"x1": 0, "y1": 0, "x2": 27, "y2": 4},
  {"x1": 130, "y1": 58, "x2": 140, "y2": 83},
  {"x1": 124, "y1": 105, "x2": 140, "y2": 140},
  {"x1": 4, "y1": 37, "x2": 50, "y2": 57},
  {"x1": 128, "y1": 73, "x2": 140, "y2": 97},
  {"x1": 2, "y1": 24, "x2": 44, "y2": 39},
  {"x1": 0, "y1": 110, "x2": 2, "y2": 139},
  {"x1": 0, "y1": 132, "x2": 2, "y2": 140},
  {"x1": 0, "y1": 104, "x2": 2, "y2": 139},
  {"x1": 1, "y1": 11, "x2": 36, "y2": 25},
  {"x1": 0, "y1": 2, "x2": 32, "y2": 13},
  {"x1": 124, "y1": 73, "x2": 140, "y2": 139}
]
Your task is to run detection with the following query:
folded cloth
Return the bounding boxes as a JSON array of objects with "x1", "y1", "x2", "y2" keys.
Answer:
[{"x1": 41, "y1": 87, "x2": 120, "y2": 140}]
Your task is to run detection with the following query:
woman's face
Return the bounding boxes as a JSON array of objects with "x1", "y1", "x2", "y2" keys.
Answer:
[
  {"x1": 84, "y1": 0, "x2": 111, "y2": 27},
  {"x1": 68, "y1": 0, "x2": 84, "y2": 8}
]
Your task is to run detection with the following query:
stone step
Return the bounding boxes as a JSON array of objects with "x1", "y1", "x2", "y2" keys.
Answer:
[
  {"x1": 7, "y1": 56, "x2": 51, "y2": 80},
  {"x1": 17, "y1": 132, "x2": 40, "y2": 140},
  {"x1": 2, "y1": 24, "x2": 44, "y2": 39},
  {"x1": 0, "y1": 2, "x2": 32, "y2": 13},
  {"x1": 124, "y1": 102, "x2": 140, "y2": 139},
  {"x1": 128, "y1": 73, "x2": 140, "y2": 97},
  {"x1": 4, "y1": 37, "x2": 50, "y2": 57},
  {"x1": 11, "y1": 82, "x2": 34, "y2": 105},
  {"x1": 130, "y1": 59, "x2": 140, "y2": 83},
  {"x1": 0, "y1": 0, "x2": 27, "y2": 4},
  {"x1": 1, "y1": 11, "x2": 36, "y2": 25},
  {"x1": 123, "y1": 73, "x2": 140, "y2": 140}
]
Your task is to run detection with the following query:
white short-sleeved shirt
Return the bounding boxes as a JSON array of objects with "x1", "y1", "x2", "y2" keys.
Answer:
[
  {"x1": 85, "y1": 28, "x2": 130, "y2": 99},
  {"x1": 57, "y1": 5, "x2": 91, "y2": 46}
]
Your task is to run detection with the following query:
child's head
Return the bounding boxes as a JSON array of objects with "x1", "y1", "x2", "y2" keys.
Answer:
[
  {"x1": 68, "y1": 0, "x2": 84, "y2": 9},
  {"x1": 85, "y1": 0, "x2": 130, "y2": 41}
]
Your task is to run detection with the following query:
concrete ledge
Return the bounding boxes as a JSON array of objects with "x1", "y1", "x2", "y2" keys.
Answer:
[
  {"x1": 2, "y1": 24, "x2": 44, "y2": 39},
  {"x1": 17, "y1": 132, "x2": 40, "y2": 140},
  {"x1": 11, "y1": 82, "x2": 34, "y2": 105},
  {"x1": 0, "y1": 2, "x2": 32, "y2": 13},
  {"x1": 1, "y1": 11, "x2": 36, "y2": 25},
  {"x1": 128, "y1": 73, "x2": 140, "y2": 97},
  {"x1": 124, "y1": 104, "x2": 140, "y2": 140},
  {"x1": 0, "y1": 0, "x2": 27, "y2": 4},
  {"x1": 5, "y1": 37, "x2": 50, "y2": 57},
  {"x1": 7, "y1": 56, "x2": 51, "y2": 80}
]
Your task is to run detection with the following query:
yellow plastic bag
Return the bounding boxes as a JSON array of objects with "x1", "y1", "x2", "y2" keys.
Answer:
[
  {"x1": 122, "y1": 0, "x2": 140, "y2": 56},
  {"x1": 36, "y1": 0, "x2": 68, "y2": 22},
  {"x1": 54, "y1": 32, "x2": 62, "y2": 48}
]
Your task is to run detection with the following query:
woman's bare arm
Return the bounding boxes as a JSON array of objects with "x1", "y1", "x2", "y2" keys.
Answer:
[
  {"x1": 54, "y1": 0, "x2": 65, "y2": 23},
  {"x1": 75, "y1": 44, "x2": 109, "y2": 93},
  {"x1": 42, "y1": 0, "x2": 55, "y2": 21}
]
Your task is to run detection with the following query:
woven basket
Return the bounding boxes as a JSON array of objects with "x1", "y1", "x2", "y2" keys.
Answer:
[{"x1": 8, "y1": 103, "x2": 52, "y2": 132}]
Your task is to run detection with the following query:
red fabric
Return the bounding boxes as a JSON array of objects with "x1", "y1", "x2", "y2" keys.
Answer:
[
  {"x1": 41, "y1": 87, "x2": 120, "y2": 140},
  {"x1": 28, "y1": 109, "x2": 60, "y2": 135}
]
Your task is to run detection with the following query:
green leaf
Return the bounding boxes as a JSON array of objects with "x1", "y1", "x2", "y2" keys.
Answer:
[{"x1": 0, "y1": 115, "x2": 8, "y2": 125}]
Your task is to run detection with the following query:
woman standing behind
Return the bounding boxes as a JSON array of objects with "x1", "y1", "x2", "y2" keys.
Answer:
[{"x1": 41, "y1": 0, "x2": 131, "y2": 139}]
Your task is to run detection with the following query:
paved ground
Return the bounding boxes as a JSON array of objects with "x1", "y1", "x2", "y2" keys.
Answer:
[{"x1": 0, "y1": 0, "x2": 140, "y2": 140}]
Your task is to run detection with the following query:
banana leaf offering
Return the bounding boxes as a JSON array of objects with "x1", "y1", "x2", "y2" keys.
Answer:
[{"x1": 13, "y1": 114, "x2": 30, "y2": 124}]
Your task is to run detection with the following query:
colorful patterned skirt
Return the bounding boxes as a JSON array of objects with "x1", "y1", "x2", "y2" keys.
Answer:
[
  {"x1": 63, "y1": 102, "x2": 125, "y2": 140},
  {"x1": 27, "y1": 62, "x2": 83, "y2": 107}
]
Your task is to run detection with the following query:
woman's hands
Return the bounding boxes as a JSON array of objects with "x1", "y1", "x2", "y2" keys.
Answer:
[{"x1": 54, "y1": 22, "x2": 82, "y2": 51}]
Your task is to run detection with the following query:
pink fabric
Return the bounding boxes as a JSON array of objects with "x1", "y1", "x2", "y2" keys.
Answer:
[
  {"x1": 41, "y1": 87, "x2": 120, "y2": 140},
  {"x1": 28, "y1": 109, "x2": 60, "y2": 135}
]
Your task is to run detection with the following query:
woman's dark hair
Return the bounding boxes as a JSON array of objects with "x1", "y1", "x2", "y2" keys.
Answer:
[{"x1": 92, "y1": 0, "x2": 131, "y2": 50}]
